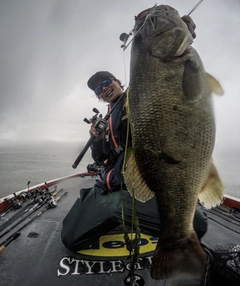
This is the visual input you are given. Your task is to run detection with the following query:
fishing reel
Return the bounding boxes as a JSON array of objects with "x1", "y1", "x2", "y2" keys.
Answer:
[
  {"x1": 46, "y1": 196, "x2": 57, "y2": 208},
  {"x1": 119, "y1": 32, "x2": 133, "y2": 49},
  {"x1": 19, "y1": 191, "x2": 30, "y2": 201},
  {"x1": 11, "y1": 197, "x2": 22, "y2": 210},
  {"x1": 34, "y1": 195, "x2": 44, "y2": 204},
  {"x1": 87, "y1": 162, "x2": 103, "y2": 173},
  {"x1": 124, "y1": 273, "x2": 145, "y2": 286},
  {"x1": 83, "y1": 108, "x2": 108, "y2": 133}
]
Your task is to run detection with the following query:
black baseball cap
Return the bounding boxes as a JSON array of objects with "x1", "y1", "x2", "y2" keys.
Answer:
[{"x1": 87, "y1": 71, "x2": 116, "y2": 91}]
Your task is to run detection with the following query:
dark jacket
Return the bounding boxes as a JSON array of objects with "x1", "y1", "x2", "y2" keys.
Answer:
[{"x1": 91, "y1": 94, "x2": 129, "y2": 192}]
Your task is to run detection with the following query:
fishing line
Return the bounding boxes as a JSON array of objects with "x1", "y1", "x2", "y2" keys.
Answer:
[
  {"x1": 122, "y1": 50, "x2": 129, "y2": 88},
  {"x1": 120, "y1": 0, "x2": 204, "y2": 84},
  {"x1": 188, "y1": 0, "x2": 204, "y2": 16},
  {"x1": 121, "y1": 0, "x2": 203, "y2": 53},
  {"x1": 121, "y1": 4, "x2": 157, "y2": 52},
  {"x1": 120, "y1": 4, "x2": 157, "y2": 88}
]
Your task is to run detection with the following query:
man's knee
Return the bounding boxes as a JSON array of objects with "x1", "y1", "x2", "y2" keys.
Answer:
[
  {"x1": 194, "y1": 206, "x2": 208, "y2": 239},
  {"x1": 61, "y1": 229, "x2": 77, "y2": 252}
]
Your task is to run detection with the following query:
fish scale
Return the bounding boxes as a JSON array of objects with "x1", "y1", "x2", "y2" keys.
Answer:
[{"x1": 124, "y1": 4, "x2": 223, "y2": 283}]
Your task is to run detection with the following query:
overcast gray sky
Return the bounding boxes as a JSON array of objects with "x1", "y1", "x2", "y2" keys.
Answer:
[{"x1": 0, "y1": 0, "x2": 239, "y2": 153}]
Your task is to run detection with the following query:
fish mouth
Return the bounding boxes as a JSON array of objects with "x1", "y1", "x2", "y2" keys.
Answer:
[
  {"x1": 134, "y1": 5, "x2": 178, "y2": 35},
  {"x1": 135, "y1": 4, "x2": 176, "y2": 21},
  {"x1": 151, "y1": 23, "x2": 176, "y2": 36},
  {"x1": 172, "y1": 46, "x2": 192, "y2": 62}
]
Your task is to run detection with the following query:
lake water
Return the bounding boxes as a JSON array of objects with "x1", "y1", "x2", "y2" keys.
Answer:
[
  {"x1": 0, "y1": 143, "x2": 239, "y2": 198},
  {"x1": 0, "y1": 143, "x2": 93, "y2": 197}
]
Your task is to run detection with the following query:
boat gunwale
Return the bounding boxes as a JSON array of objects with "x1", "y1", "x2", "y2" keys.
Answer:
[
  {"x1": 0, "y1": 172, "x2": 96, "y2": 212},
  {"x1": 0, "y1": 172, "x2": 240, "y2": 212}
]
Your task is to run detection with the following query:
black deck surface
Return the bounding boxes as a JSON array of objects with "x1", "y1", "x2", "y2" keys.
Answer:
[{"x1": 0, "y1": 175, "x2": 239, "y2": 286}]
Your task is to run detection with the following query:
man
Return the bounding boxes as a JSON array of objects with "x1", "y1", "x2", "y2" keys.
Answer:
[{"x1": 61, "y1": 16, "x2": 207, "y2": 252}]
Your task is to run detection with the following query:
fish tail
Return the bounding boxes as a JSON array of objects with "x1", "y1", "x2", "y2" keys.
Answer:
[{"x1": 151, "y1": 232, "x2": 208, "y2": 283}]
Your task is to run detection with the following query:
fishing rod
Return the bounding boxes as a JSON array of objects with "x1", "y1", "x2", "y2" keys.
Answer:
[
  {"x1": 0, "y1": 186, "x2": 58, "y2": 233},
  {"x1": 0, "y1": 199, "x2": 12, "y2": 216},
  {"x1": 0, "y1": 188, "x2": 64, "y2": 239},
  {"x1": 0, "y1": 191, "x2": 68, "y2": 254},
  {"x1": 0, "y1": 180, "x2": 33, "y2": 216},
  {"x1": 0, "y1": 199, "x2": 47, "y2": 239},
  {"x1": 0, "y1": 232, "x2": 21, "y2": 255},
  {"x1": 0, "y1": 197, "x2": 22, "y2": 218},
  {"x1": 0, "y1": 184, "x2": 56, "y2": 218},
  {"x1": 72, "y1": 93, "x2": 125, "y2": 169},
  {"x1": 0, "y1": 199, "x2": 35, "y2": 232}
]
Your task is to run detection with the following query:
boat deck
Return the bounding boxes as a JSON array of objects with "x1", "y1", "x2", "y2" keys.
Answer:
[{"x1": 0, "y1": 174, "x2": 239, "y2": 286}]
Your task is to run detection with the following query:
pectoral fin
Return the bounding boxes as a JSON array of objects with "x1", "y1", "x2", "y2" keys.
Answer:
[
  {"x1": 124, "y1": 149, "x2": 154, "y2": 202},
  {"x1": 206, "y1": 73, "x2": 224, "y2": 96},
  {"x1": 198, "y1": 160, "x2": 224, "y2": 209},
  {"x1": 182, "y1": 59, "x2": 202, "y2": 101}
]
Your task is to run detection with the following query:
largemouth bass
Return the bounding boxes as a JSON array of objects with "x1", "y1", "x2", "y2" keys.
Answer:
[{"x1": 124, "y1": 4, "x2": 224, "y2": 283}]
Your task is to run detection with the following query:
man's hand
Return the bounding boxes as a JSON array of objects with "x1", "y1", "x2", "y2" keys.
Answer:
[
  {"x1": 89, "y1": 116, "x2": 108, "y2": 141},
  {"x1": 181, "y1": 15, "x2": 196, "y2": 39},
  {"x1": 89, "y1": 125, "x2": 106, "y2": 141}
]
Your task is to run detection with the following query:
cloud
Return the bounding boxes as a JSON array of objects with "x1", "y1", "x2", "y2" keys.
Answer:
[{"x1": 0, "y1": 0, "x2": 239, "y2": 148}]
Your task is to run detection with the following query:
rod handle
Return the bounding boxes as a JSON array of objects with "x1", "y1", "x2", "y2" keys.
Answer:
[
  {"x1": 72, "y1": 135, "x2": 96, "y2": 169},
  {"x1": 0, "y1": 245, "x2": 5, "y2": 254}
]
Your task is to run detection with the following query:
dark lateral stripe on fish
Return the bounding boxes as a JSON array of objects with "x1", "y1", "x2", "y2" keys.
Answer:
[{"x1": 143, "y1": 145, "x2": 180, "y2": 164}]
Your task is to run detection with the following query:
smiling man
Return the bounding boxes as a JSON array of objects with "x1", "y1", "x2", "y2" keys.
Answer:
[
  {"x1": 87, "y1": 71, "x2": 128, "y2": 193},
  {"x1": 88, "y1": 71, "x2": 124, "y2": 103}
]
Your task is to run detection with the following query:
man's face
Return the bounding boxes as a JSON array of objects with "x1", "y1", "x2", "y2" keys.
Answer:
[{"x1": 97, "y1": 79, "x2": 123, "y2": 103}]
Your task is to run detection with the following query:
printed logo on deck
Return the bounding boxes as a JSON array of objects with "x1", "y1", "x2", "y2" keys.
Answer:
[
  {"x1": 77, "y1": 233, "x2": 158, "y2": 257},
  {"x1": 57, "y1": 233, "x2": 157, "y2": 277}
]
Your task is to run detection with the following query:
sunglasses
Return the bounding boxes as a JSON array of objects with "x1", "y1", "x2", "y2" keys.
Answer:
[{"x1": 94, "y1": 78, "x2": 114, "y2": 96}]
